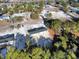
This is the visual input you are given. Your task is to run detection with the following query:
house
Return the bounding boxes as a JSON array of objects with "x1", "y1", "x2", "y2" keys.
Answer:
[
  {"x1": 15, "y1": 33, "x2": 26, "y2": 50},
  {"x1": 0, "y1": 15, "x2": 10, "y2": 21},
  {"x1": 70, "y1": 7, "x2": 79, "y2": 14},
  {"x1": 72, "y1": 0, "x2": 79, "y2": 2},
  {"x1": 11, "y1": 12, "x2": 31, "y2": 18},
  {"x1": 40, "y1": 5, "x2": 58, "y2": 18},
  {"x1": 41, "y1": 9, "x2": 72, "y2": 21},
  {"x1": 27, "y1": 27, "x2": 52, "y2": 48},
  {"x1": 28, "y1": 27, "x2": 51, "y2": 40},
  {"x1": 40, "y1": 5, "x2": 72, "y2": 22},
  {"x1": 4, "y1": 0, "x2": 54, "y2": 3},
  {"x1": 67, "y1": 11, "x2": 79, "y2": 21},
  {"x1": 0, "y1": 34, "x2": 15, "y2": 46}
]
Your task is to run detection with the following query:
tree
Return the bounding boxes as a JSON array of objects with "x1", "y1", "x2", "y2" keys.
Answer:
[
  {"x1": 67, "y1": 50, "x2": 76, "y2": 59},
  {"x1": 30, "y1": 12, "x2": 39, "y2": 19},
  {"x1": 67, "y1": 55, "x2": 72, "y2": 59},
  {"x1": 59, "y1": 0, "x2": 69, "y2": 12},
  {"x1": 54, "y1": 42, "x2": 61, "y2": 49},
  {"x1": 47, "y1": 13, "x2": 52, "y2": 19},
  {"x1": 63, "y1": 21, "x2": 76, "y2": 33},
  {"x1": 31, "y1": 47, "x2": 44, "y2": 59},
  {"x1": 60, "y1": 0, "x2": 68, "y2": 7},
  {"x1": 6, "y1": 47, "x2": 15, "y2": 59},
  {"x1": 59, "y1": 36, "x2": 68, "y2": 49},
  {"x1": 42, "y1": 50, "x2": 51, "y2": 59},
  {"x1": 10, "y1": 25, "x2": 14, "y2": 29},
  {"x1": 12, "y1": 16, "x2": 23, "y2": 22},
  {"x1": 26, "y1": 34, "x2": 32, "y2": 50},
  {"x1": 6, "y1": 47, "x2": 31, "y2": 59},
  {"x1": 8, "y1": 7, "x2": 14, "y2": 15},
  {"x1": 51, "y1": 19, "x2": 62, "y2": 34},
  {"x1": 0, "y1": 55, "x2": 3, "y2": 59},
  {"x1": 75, "y1": 21, "x2": 79, "y2": 33},
  {"x1": 27, "y1": 3, "x2": 34, "y2": 12},
  {"x1": 1, "y1": 5, "x2": 8, "y2": 14},
  {"x1": 13, "y1": 4, "x2": 20, "y2": 13},
  {"x1": 18, "y1": 5, "x2": 25, "y2": 13},
  {"x1": 47, "y1": 0, "x2": 52, "y2": 4},
  {"x1": 39, "y1": 0, "x2": 44, "y2": 11},
  {"x1": 53, "y1": 50, "x2": 66, "y2": 59},
  {"x1": 22, "y1": 3, "x2": 28, "y2": 12}
]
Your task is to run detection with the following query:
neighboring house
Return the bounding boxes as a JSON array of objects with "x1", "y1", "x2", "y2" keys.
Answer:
[
  {"x1": 40, "y1": 5, "x2": 59, "y2": 18},
  {"x1": 72, "y1": 0, "x2": 79, "y2": 2},
  {"x1": 67, "y1": 12, "x2": 79, "y2": 21},
  {"x1": 0, "y1": 12, "x2": 31, "y2": 21},
  {"x1": 70, "y1": 7, "x2": 79, "y2": 14},
  {"x1": 40, "y1": 5, "x2": 72, "y2": 21},
  {"x1": 50, "y1": 11, "x2": 72, "y2": 21},
  {"x1": 44, "y1": 5, "x2": 59, "y2": 11},
  {"x1": 0, "y1": 34, "x2": 15, "y2": 46},
  {"x1": 11, "y1": 12, "x2": 31, "y2": 18},
  {"x1": 0, "y1": 15, "x2": 10, "y2": 20},
  {"x1": 41, "y1": 9, "x2": 72, "y2": 21},
  {"x1": 4, "y1": 0, "x2": 54, "y2": 3}
]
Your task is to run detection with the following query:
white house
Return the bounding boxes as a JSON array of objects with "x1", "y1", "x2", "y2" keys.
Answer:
[
  {"x1": 11, "y1": 12, "x2": 31, "y2": 18},
  {"x1": 41, "y1": 7, "x2": 72, "y2": 21},
  {"x1": 0, "y1": 16, "x2": 10, "y2": 20},
  {"x1": 28, "y1": 27, "x2": 52, "y2": 45},
  {"x1": 50, "y1": 11, "x2": 72, "y2": 21}
]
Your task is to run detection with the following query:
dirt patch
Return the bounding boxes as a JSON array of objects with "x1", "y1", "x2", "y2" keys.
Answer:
[
  {"x1": 47, "y1": 28, "x2": 56, "y2": 38},
  {"x1": 0, "y1": 20, "x2": 10, "y2": 26},
  {"x1": 73, "y1": 32, "x2": 79, "y2": 37}
]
